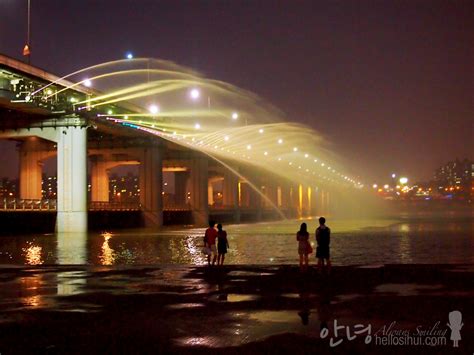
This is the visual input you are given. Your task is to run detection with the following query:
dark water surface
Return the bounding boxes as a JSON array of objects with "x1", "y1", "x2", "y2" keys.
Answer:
[{"x1": 0, "y1": 217, "x2": 472, "y2": 266}]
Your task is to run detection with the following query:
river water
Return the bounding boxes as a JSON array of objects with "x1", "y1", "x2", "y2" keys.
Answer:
[{"x1": 0, "y1": 216, "x2": 472, "y2": 266}]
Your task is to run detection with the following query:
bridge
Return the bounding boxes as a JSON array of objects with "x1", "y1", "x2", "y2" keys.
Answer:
[{"x1": 0, "y1": 54, "x2": 340, "y2": 232}]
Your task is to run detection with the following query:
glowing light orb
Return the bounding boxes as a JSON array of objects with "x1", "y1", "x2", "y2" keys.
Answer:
[
  {"x1": 399, "y1": 177, "x2": 408, "y2": 184},
  {"x1": 84, "y1": 79, "x2": 92, "y2": 87},
  {"x1": 231, "y1": 112, "x2": 239, "y2": 120},
  {"x1": 126, "y1": 52, "x2": 133, "y2": 59},
  {"x1": 190, "y1": 88, "x2": 200, "y2": 100},
  {"x1": 194, "y1": 123, "x2": 201, "y2": 130},
  {"x1": 148, "y1": 104, "x2": 160, "y2": 114}
]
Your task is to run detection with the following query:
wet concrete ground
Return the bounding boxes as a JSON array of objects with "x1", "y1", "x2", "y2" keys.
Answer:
[{"x1": 0, "y1": 264, "x2": 473, "y2": 354}]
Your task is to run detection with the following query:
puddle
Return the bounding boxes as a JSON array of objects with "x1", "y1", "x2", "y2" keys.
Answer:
[
  {"x1": 375, "y1": 283, "x2": 443, "y2": 296},
  {"x1": 166, "y1": 303, "x2": 205, "y2": 310},
  {"x1": 210, "y1": 294, "x2": 259, "y2": 302},
  {"x1": 228, "y1": 271, "x2": 274, "y2": 277},
  {"x1": 174, "y1": 336, "x2": 221, "y2": 347},
  {"x1": 333, "y1": 294, "x2": 361, "y2": 304}
]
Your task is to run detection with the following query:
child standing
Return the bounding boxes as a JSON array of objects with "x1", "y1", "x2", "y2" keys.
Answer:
[{"x1": 217, "y1": 223, "x2": 229, "y2": 266}]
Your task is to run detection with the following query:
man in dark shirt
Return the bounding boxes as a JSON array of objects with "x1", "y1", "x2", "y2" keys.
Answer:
[
  {"x1": 204, "y1": 220, "x2": 218, "y2": 266},
  {"x1": 316, "y1": 216, "x2": 331, "y2": 274}
]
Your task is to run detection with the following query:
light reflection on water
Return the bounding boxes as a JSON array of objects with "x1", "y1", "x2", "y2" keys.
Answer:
[
  {"x1": 0, "y1": 218, "x2": 472, "y2": 266},
  {"x1": 23, "y1": 242, "x2": 43, "y2": 265}
]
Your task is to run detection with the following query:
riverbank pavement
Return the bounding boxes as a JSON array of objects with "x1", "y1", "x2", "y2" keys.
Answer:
[{"x1": 0, "y1": 263, "x2": 472, "y2": 354}]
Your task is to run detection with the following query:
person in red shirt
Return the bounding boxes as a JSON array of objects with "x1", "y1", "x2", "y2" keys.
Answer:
[{"x1": 204, "y1": 220, "x2": 218, "y2": 266}]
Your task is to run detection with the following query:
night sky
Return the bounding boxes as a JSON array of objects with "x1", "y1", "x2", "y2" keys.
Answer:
[{"x1": 0, "y1": 0, "x2": 472, "y2": 183}]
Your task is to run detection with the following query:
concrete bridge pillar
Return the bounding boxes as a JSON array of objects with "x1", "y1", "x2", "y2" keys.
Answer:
[
  {"x1": 208, "y1": 183, "x2": 214, "y2": 206},
  {"x1": 311, "y1": 186, "x2": 319, "y2": 217},
  {"x1": 301, "y1": 184, "x2": 309, "y2": 217},
  {"x1": 289, "y1": 184, "x2": 302, "y2": 218},
  {"x1": 249, "y1": 178, "x2": 263, "y2": 221},
  {"x1": 91, "y1": 157, "x2": 139, "y2": 203},
  {"x1": 190, "y1": 156, "x2": 209, "y2": 226},
  {"x1": 223, "y1": 169, "x2": 240, "y2": 223},
  {"x1": 325, "y1": 190, "x2": 330, "y2": 216},
  {"x1": 56, "y1": 127, "x2": 88, "y2": 233},
  {"x1": 279, "y1": 183, "x2": 291, "y2": 217},
  {"x1": 263, "y1": 180, "x2": 278, "y2": 208},
  {"x1": 90, "y1": 158, "x2": 110, "y2": 202},
  {"x1": 139, "y1": 145, "x2": 163, "y2": 227},
  {"x1": 174, "y1": 171, "x2": 189, "y2": 206},
  {"x1": 240, "y1": 181, "x2": 251, "y2": 208},
  {"x1": 19, "y1": 137, "x2": 54, "y2": 200},
  {"x1": 320, "y1": 189, "x2": 327, "y2": 216}
]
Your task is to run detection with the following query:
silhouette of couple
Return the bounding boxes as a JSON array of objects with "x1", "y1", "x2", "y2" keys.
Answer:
[
  {"x1": 203, "y1": 220, "x2": 229, "y2": 266},
  {"x1": 297, "y1": 217, "x2": 331, "y2": 272}
]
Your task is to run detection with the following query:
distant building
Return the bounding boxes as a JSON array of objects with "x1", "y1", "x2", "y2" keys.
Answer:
[
  {"x1": 41, "y1": 175, "x2": 57, "y2": 199},
  {"x1": 0, "y1": 177, "x2": 18, "y2": 198},
  {"x1": 109, "y1": 173, "x2": 140, "y2": 202},
  {"x1": 434, "y1": 158, "x2": 473, "y2": 199}
]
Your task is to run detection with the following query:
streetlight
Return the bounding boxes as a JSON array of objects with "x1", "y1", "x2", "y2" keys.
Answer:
[
  {"x1": 190, "y1": 88, "x2": 200, "y2": 100},
  {"x1": 126, "y1": 52, "x2": 133, "y2": 59},
  {"x1": 148, "y1": 104, "x2": 159, "y2": 115},
  {"x1": 399, "y1": 177, "x2": 408, "y2": 185},
  {"x1": 23, "y1": 0, "x2": 31, "y2": 63},
  {"x1": 231, "y1": 112, "x2": 239, "y2": 120}
]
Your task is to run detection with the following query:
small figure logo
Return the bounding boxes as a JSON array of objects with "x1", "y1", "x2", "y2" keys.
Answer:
[{"x1": 447, "y1": 310, "x2": 463, "y2": 348}]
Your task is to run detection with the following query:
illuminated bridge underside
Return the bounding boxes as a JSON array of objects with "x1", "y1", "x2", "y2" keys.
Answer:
[{"x1": 0, "y1": 54, "x2": 363, "y2": 232}]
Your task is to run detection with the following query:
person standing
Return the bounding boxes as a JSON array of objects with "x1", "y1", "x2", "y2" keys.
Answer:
[
  {"x1": 204, "y1": 220, "x2": 218, "y2": 266},
  {"x1": 296, "y1": 222, "x2": 311, "y2": 271},
  {"x1": 216, "y1": 223, "x2": 230, "y2": 266},
  {"x1": 315, "y1": 217, "x2": 331, "y2": 274}
]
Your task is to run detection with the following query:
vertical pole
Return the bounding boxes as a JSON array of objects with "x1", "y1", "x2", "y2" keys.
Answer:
[
  {"x1": 56, "y1": 126, "x2": 88, "y2": 233},
  {"x1": 223, "y1": 168, "x2": 240, "y2": 223},
  {"x1": 139, "y1": 145, "x2": 163, "y2": 227},
  {"x1": 19, "y1": 138, "x2": 43, "y2": 200},
  {"x1": 90, "y1": 157, "x2": 110, "y2": 202},
  {"x1": 190, "y1": 155, "x2": 208, "y2": 226}
]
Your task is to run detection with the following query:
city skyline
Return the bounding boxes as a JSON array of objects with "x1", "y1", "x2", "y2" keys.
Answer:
[{"x1": 0, "y1": 0, "x2": 472, "y2": 182}]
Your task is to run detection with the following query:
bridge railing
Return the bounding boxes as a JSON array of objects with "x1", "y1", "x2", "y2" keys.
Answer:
[
  {"x1": 163, "y1": 203, "x2": 192, "y2": 211},
  {"x1": 89, "y1": 201, "x2": 141, "y2": 211},
  {"x1": 1, "y1": 198, "x2": 57, "y2": 211}
]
